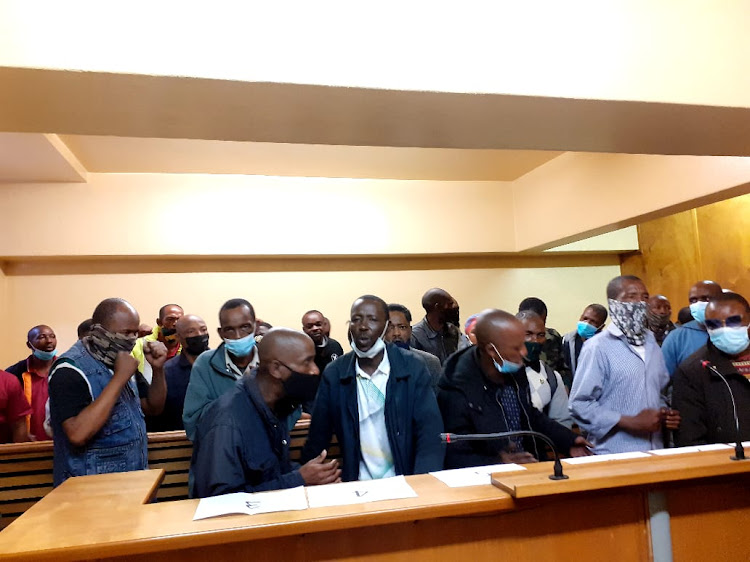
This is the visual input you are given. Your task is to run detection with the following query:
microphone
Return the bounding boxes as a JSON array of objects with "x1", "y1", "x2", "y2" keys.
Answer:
[
  {"x1": 441, "y1": 430, "x2": 569, "y2": 480},
  {"x1": 701, "y1": 361, "x2": 746, "y2": 461}
]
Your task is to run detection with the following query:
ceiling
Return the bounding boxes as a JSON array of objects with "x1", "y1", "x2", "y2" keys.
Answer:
[{"x1": 0, "y1": 132, "x2": 562, "y2": 183}]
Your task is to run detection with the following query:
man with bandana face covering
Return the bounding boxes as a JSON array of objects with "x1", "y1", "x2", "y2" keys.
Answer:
[
  {"x1": 570, "y1": 276, "x2": 681, "y2": 455},
  {"x1": 302, "y1": 295, "x2": 444, "y2": 481},
  {"x1": 646, "y1": 295, "x2": 676, "y2": 346},
  {"x1": 191, "y1": 328, "x2": 341, "y2": 498},
  {"x1": 47, "y1": 298, "x2": 168, "y2": 486}
]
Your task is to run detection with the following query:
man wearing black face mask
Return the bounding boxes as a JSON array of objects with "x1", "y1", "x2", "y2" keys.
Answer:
[
  {"x1": 191, "y1": 328, "x2": 341, "y2": 498},
  {"x1": 411, "y1": 288, "x2": 462, "y2": 364},
  {"x1": 132, "y1": 303, "x2": 184, "y2": 380},
  {"x1": 48, "y1": 298, "x2": 168, "y2": 486},
  {"x1": 146, "y1": 314, "x2": 210, "y2": 432}
]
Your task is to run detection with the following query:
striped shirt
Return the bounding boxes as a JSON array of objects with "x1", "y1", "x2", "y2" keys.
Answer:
[{"x1": 569, "y1": 323, "x2": 669, "y2": 454}]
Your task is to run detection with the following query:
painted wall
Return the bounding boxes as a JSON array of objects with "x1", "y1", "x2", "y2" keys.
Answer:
[
  {"x1": 621, "y1": 193, "x2": 750, "y2": 314},
  {"x1": 0, "y1": 261, "x2": 620, "y2": 367}
]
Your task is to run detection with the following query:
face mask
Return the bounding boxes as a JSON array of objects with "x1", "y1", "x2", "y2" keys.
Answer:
[
  {"x1": 161, "y1": 327, "x2": 177, "y2": 337},
  {"x1": 709, "y1": 326, "x2": 750, "y2": 356},
  {"x1": 608, "y1": 299, "x2": 648, "y2": 346},
  {"x1": 280, "y1": 366, "x2": 320, "y2": 404},
  {"x1": 84, "y1": 324, "x2": 138, "y2": 369},
  {"x1": 577, "y1": 321, "x2": 598, "y2": 340},
  {"x1": 690, "y1": 301, "x2": 708, "y2": 325},
  {"x1": 350, "y1": 322, "x2": 389, "y2": 359},
  {"x1": 524, "y1": 341, "x2": 542, "y2": 363},
  {"x1": 647, "y1": 309, "x2": 672, "y2": 329},
  {"x1": 184, "y1": 334, "x2": 210, "y2": 356},
  {"x1": 224, "y1": 332, "x2": 257, "y2": 358},
  {"x1": 31, "y1": 346, "x2": 57, "y2": 361},
  {"x1": 393, "y1": 340, "x2": 410, "y2": 350},
  {"x1": 445, "y1": 307, "x2": 460, "y2": 326},
  {"x1": 490, "y1": 343, "x2": 523, "y2": 374}
]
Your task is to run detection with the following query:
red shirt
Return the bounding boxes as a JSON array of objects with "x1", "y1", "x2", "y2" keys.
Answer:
[{"x1": 0, "y1": 369, "x2": 32, "y2": 443}]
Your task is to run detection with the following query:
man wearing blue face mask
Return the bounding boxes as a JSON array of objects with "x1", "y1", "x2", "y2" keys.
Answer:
[
  {"x1": 182, "y1": 298, "x2": 260, "y2": 441},
  {"x1": 562, "y1": 304, "x2": 608, "y2": 389},
  {"x1": 6, "y1": 325, "x2": 58, "y2": 441},
  {"x1": 662, "y1": 280, "x2": 723, "y2": 376},
  {"x1": 437, "y1": 309, "x2": 588, "y2": 469},
  {"x1": 570, "y1": 276, "x2": 680, "y2": 454},
  {"x1": 673, "y1": 292, "x2": 750, "y2": 446}
]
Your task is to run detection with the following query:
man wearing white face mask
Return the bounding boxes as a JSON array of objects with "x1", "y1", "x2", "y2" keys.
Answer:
[
  {"x1": 301, "y1": 295, "x2": 444, "y2": 481},
  {"x1": 662, "y1": 280, "x2": 723, "y2": 376},
  {"x1": 183, "y1": 298, "x2": 260, "y2": 441}
]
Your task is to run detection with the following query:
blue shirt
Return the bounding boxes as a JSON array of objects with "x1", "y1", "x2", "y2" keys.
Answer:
[
  {"x1": 661, "y1": 320, "x2": 709, "y2": 376},
  {"x1": 146, "y1": 352, "x2": 193, "y2": 432},
  {"x1": 569, "y1": 324, "x2": 669, "y2": 454}
]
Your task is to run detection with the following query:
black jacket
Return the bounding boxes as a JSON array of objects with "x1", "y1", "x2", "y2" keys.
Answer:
[
  {"x1": 673, "y1": 341, "x2": 750, "y2": 447},
  {"x1": 437, "y1": 346, "x2": 577, "y2": 469},
  {"x1": 301, "y1": 343, "x2": 444, "y2": 481}
]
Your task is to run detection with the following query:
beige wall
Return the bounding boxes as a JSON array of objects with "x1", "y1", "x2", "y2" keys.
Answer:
[{"x1": 0, "y1": 261, "x2": 620, "y2": 367}]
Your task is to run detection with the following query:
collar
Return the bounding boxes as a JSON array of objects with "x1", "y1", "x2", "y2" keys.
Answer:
[
  {"x1": 177, "y1": 351, "x2": 193, "y2": 368},
  {"x1": 316, "y1": 337, "x2": 329, "y2": 348},
  {"x1": 225, "y1": 346, "x2": 259, "y2": 378},
  {"x1": 355, "y1": 348, "x2": 391, "y2": 380}
]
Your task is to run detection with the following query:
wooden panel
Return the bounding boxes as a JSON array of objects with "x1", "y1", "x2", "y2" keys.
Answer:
[{"x1": 694, "y1": 192, "x2": 750, "y2": 298}]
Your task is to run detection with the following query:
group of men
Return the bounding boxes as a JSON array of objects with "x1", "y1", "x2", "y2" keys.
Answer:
[{"x1": 0, "y1": 277, "x2": 747, "y2": 500}]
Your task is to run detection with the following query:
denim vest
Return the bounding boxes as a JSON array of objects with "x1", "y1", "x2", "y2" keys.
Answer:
[{"x1": 51, "y1": 341, "x2": 148, "y2": 487}]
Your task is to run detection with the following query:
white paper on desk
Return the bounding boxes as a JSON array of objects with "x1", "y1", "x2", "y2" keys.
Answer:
[
  {"x1": 193, "y1": 486, "x2": 308, "y2": 521},
  {"x1": 306, "y1": 475, "x2": 417, "y2": 508},
  {"x1": 430, "y1": 464, "x2": 526, "y2": 488},
  {"x1": 562, "y1": 451, "x2": 650, "y2": 465},
  {"x1": 649, "y1": 446, "x2": 701, "y2": 456},
  {"x1": 697, "y1": 443, "x2": 733, "y2": 451}
]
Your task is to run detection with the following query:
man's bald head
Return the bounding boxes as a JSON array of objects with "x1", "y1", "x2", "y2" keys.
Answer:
[
  {"x1": 92, "y1": 298, "x2": 139, "y2": 329},
  {"x1": 27, "y1": 324, "x2": 52, "y2": 341},
  {"x1": 175, "y1": 314, "x2": 206, "y2": 336},
  {"x1": 258, "y1": 328, "x2": 315, "y2": 368},
  {"x1": 421, "y1": 288, "x2": 453, "y2": 312},
  {"x1": 474, "y1": 309, "x2": 522, "y2": 347},
  {"x1": 689, "y1": 280, "x2": 723, "y2": 303},
  {"x1": 472, "y1": 309, "x2": 527, "y2": 377}
]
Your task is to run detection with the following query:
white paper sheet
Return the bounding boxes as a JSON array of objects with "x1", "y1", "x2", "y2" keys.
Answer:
[
  {"x1": 562, "y1": 451, "x2": 651, "y2": 465},
  {"x1": 697, "y1": 443, "x2": 733, "y2": 451},
  {"x1": 193, "y1": 486, "x2": 308, "y2": 521},
  {"x1": 649, "y1": 446, "x2": 701, "y2": 456},
  {"x1": 306, "y1": 475, "x2": 417, "y2": 508},
  {"x1": 430, "y1": 463, "x2": 526, "y2": 488}
]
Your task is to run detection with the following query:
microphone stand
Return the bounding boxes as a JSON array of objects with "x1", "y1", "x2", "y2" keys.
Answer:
[
  {"x1": 702, "y1": 361, "x2": 746, "y2": 461},
  {"x1": 441, "y1": 430, "x2": 569, "y2": 480}
]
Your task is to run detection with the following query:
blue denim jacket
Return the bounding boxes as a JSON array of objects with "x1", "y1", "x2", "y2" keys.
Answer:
[{"x1": 49, "y1": 340, "x2": 148, "y2": 487}]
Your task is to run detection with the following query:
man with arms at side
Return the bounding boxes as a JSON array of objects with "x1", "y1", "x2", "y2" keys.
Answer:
[
  {"x1": 673, "y1": 293, "x2": 750, "y2": 446},
  {"x1": 646, "y1": 295, "x2": 676, "y2": 347},
  {"x1": 0, "y1": 369, "x2": 32, "y2": 443},
  {"x1": 192, "y1": 328, "x2": 340, "y2": 497},
  {"x1": 147, "y1": 314, "x2": 210, "y2": 432},
  {"x1": 384, "y1": 303, "x2": 442, "y2": 392},
  {"x1": 302, "y1": 295, "x2": 444, "y2": 481},
  {"x1": 6, "y1": 325, "x2": 59, "y2": 441},
  {"x1": 410, "y1": 288, "x2": 461, "y2": 364},
  {"x1": 662, "y1": 281, "x2": 723, "y2": 375},
  {"x1": 570, "y1": 276, "x2": 680, "y2": 454},
  {"x1": 301, "y1": 310, "x2": 344, "y2": 376},
  {"x1": 438, "y1": 309, "x2": 588, "y2": 469},
  {"x1": 518, "y1": 297, "x2": 568, "y2": 383},
  {"x1": 132, "y1": 304, "x2": 184, "y2": 379},
  {"x1": 562, "y1": 304, "x2": 607, "y2": 389},
  {"x1": 183, "y1": 298, "x2": 260, "y2": 440},
  {"x1": 48, "y1": 298, "x2": 168, "y2": 486}
]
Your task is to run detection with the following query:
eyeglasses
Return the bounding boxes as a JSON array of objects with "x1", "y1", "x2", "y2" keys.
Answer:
[{"x1": 705, "y1": 315, "x2": 746, "y2": 330}]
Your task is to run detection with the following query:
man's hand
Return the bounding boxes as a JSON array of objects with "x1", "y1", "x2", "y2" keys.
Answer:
[
  {"x1": 499, "y1": 449, "x2": 538, "y2": 464},
  {"x1": 618, "y1": 409, "x2": 662, "y2": 434},
  {"x1": 299, "y1": 450, "x2": 342, "y2": 485},
  {"x1": 113, "y1": 352, "x2": 138, "y2": 382},
  {"x1": 662, "y1": 408, "x2": 681, "y2": 431},
  {"x1": 569, "y1": 435, "x2": 593, "y2": 457},
  {"x1": 144, "y1": 341, "x2": 169, "y2": 369}
]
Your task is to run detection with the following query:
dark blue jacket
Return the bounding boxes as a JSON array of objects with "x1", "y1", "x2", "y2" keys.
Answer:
[
  {"x1": 190, "y1": 373, "x2": 303, "y2": 498},
  {"x1": 301, "y1": 344, "x2": 444, "y2": 481}
]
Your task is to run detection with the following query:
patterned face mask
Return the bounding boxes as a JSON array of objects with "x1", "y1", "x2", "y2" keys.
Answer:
[
  {"x1": 84, "y1": 324, "x2": 138, "y2": 369},
  {"x1": 608, "y1": 299, "x2": 648, "y2": 346}
]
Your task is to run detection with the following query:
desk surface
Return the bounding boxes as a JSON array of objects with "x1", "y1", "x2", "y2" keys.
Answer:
[{"x1": 1, "y1": 448, "x2": 748, "y2": 562}]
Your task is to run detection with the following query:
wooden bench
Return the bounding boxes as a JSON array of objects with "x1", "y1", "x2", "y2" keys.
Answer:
[{"x1": 0, "y1": 419, "x2": 335, "y2": 530}]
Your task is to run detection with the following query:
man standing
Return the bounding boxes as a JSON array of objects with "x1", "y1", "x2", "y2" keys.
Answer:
[
  {"x1": 561, "y1": 304, "x2": 608, "y2": 388},
  {"x1": 147, "y1": 314, "x2": 210, "y2": 432},
  {"x1": 48, "y1": 298, "x2": 168, "y2": 486},
  {"x1": 662, "y1": 281, "x2": 724, "y2": 375},
  {"x1": 384, "y1": 303, "x2": 442, "y2": 392},
  {"x1": 646, "y1": 295, "x2": 677, "y2": 347},
  {"x1": 6, "y1": 325, "x2": 58, "y2": 441},
  {"x1": 0, "y1": 369, "x2": 32, "y2": 443},
  {"x1": 191, "y1": 328, "x2": 341, "y2": 497},
  {"x1": 570, "y1": 276, "x2": 680, "y2": 454},
  {"x1": 518, "y1": 297, "x2": 567, "y2": 382},
  {"x1": 438, "y1": 310, "x2": 588, "y2": 469},
  {"x1": 411, "y1": 288, "x2": 461, "y2": 364},
  {"x1": 302, "y1": 295, "x2": 444, "y2": 481},
  {"x1": 132, "y1": 304, "x2": 184, "y2": 378},
  {"x1": 301, "y1": 310, "x2": 344, "y2": 374},
  {"x1": 183, "y1": 298, "x2": 259, "y2": 440},
  {"x1": 673, "y1": 292, "x2": 750, "y2": 446}
]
